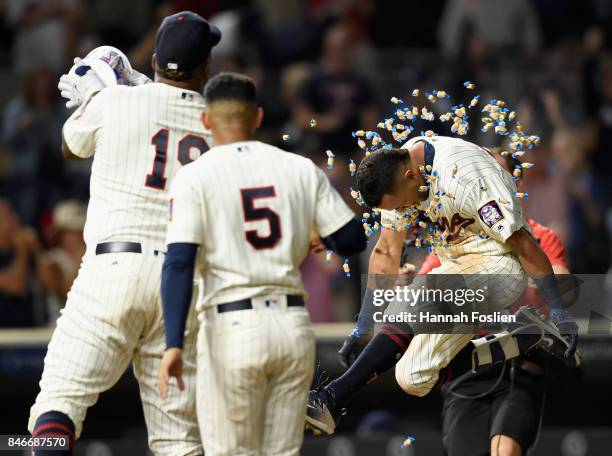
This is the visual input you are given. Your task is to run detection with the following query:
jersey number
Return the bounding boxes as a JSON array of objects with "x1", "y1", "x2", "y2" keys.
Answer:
[
  {"x1": 145, "y1": 129, "x2": 209, "y2": 190},
  {"x1": 241, "y1": 186, "x2": 282, "y2": 250}
]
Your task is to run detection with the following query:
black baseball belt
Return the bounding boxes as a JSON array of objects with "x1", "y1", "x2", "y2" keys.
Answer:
[
  {"x1": 217, "y1": 295, "x2": 304, "y2": 314},
  {"x1": 95, "y1": 242, "x2": 164, "y2": 256}
]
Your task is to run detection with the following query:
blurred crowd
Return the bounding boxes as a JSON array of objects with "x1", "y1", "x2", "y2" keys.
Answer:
[{"x1": 0, "y1": 0, "x2": 610, "y2": 327}]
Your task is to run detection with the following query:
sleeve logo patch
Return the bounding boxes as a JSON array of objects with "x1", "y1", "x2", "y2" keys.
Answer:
[{"x1": 478, "y1": 200, "x2": 504, "y2": 228}]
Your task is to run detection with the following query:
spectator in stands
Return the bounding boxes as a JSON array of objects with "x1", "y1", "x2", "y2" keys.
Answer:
[
  {"x1": 438, "y1": 0, "x2": 542, "y2": 60},
  {"x1": 294, "y1": 23, "x2": 377, "y2": 158},
  {"x1": 6, "y1": 0, "x2": 81, "y2": 74},
  {"x1": 0, "y1": 200, "x2": 39, "y2": 327},
  {"x1": 1, "y1": 67, "x2": 67, "y2": 226},
  {"x1": 37, "y1": 201, "x2": 85, "y2": 321}
]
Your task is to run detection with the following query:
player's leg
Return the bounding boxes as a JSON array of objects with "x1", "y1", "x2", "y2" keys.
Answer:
[
  {"x1": 489, "y1": 363, "x2": 546, "y2": 456},
  {"x1": 131, "y1": 261, "x2": 202, "y2": 456},
  {"x1": 29, "y1": 253, "x2": 143, "y2": 453},
  {"x1": 441, "y1": 383, "x2": 492, "y2": 456},
  {"x1": 261, "y1": 308, "x2": 315, "y2": 455},
  {"x1": 197, "y1": 310, "x2": 267, "y2": 456},
  {"x1": 490, "y1": 436, "x2": 522, "y2": 456}
]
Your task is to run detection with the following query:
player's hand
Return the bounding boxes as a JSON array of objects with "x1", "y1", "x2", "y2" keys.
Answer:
[
  {"x1": 158, "y1": 348, "x2": 185, "y2": 399},
  {"x1": 338, "y1": 328, "x2": 372, "y2": 369},
  {"x1": 308, "y1": 231, "x2": 326, "y2": 254},
  {"x1": 127, "y1": 69, "x2": 152, "y2": 86},
  {"x1": 58, "y1": 58, "x2": 105, "y2": 109},
  {"x1": 550, "y1": 308, "x2": 579, "y2": 358}
]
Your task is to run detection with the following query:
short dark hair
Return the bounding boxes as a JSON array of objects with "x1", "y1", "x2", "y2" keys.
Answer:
[
  {"x1": 204, "y1": 72, "x2": 257, "y2": 104},
  {"x1": 356, "y1": 148, "x2": 410, "y2": 207}
]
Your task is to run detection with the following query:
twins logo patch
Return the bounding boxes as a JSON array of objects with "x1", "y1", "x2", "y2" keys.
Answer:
[{"x1": 478, "y1": 200, "x2": 504, "y2": 228}]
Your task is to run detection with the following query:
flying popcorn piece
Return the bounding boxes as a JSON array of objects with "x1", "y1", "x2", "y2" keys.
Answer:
[
  {"x1": 451, "y1": 164, "x2": 458, "y2": 178},
  {"x1": 309, "y1": 118, "x2": 317, "y2": 127},
  {"x1": 349, "y1": 159, "x2": 357, "y2": 176},
  {"x1": 402, "y1": 263, "x2": 416, "y2": 272},
  {"x1": 372, "y1": 135, "x2": 382, "y2": 146},
  {"x1": 401, "y1": 436, "x2": 416, "y2": 448},
  {"x1": 424, "y1": 130, "x2": 435, "y2": 137},
  {"x1": 282, "y1": 134, "x2": 290, "y2": 141},
  {"x1": 377, "y1": 121, "x2": 385, "y2": 129},
  {"x1": 343, "y1": 259, "x2": 351, "y2": 277},
  {"x1": 435, "y1": 90, "x2": 448, "y2": 98},
  {"x1": 508, "y1": 111, "x2": 516, "y2": 121},
  {"x1": 357, "y1": 139, "x2": 366, "y2": 150},
  {"x1": 418, "y1": 185, "x2": 429, "y2": 192},
  {"x1": 325, "y1": 250, "x2": 332, "y2": 263},
  {"x1": 521, "y1": 162, "x2": 534, "y2": 169},
  {"x1": 439, "y1": 112, "x2": 452, "y2": 122},
  {"x1": 415, "y1": 238, "x2": 422, "y2": 248},
  {"x1": 464, "y1": 81, "x2": 475, "y2": 89},
  {"x1": 362, "y1": 212, "x2": 370, "y2": 220},
  {"x1": 512, "y1": 151, "x2": 525, "y2": 158},
  {"x1": 363, "y1": 223, "x2": 374, "y2": 237},
  {"x1": 469, "y1": 95, "x2": 480, "y2": 108},
  {"x1": 513, "y1": 168, "x2": 522, "y2": 178},
  {"x1": 412, "y1": 89, "x2": 420, "y2": 97},
  {"x1": 426, "y1": 92, "x2": 436, "y2": 103},
  {"x1": 391, "y1": 96, "x2": 403, "y2": 104},
  {"x1": 514, "y1": 192, "x2": 528, "y2": 199},
  {"x1": 326, "y1": 150, "x2": 335, "y2": 169}
]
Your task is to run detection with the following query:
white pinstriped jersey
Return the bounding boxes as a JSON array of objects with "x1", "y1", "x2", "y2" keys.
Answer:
[
  {"x1": 166, "y1": 140, "x2": 355, "y2": 309},
  {"x1": 380, "y1": 136, "x2": 523, "y2": 260},
  {"x1": 62, "y1": 82, "x2": 213, "y2": 250}
]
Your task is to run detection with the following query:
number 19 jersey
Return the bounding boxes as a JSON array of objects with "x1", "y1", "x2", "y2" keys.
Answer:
[{"x1": 62, "y1": 82, "x2": 212, "y2": 251}]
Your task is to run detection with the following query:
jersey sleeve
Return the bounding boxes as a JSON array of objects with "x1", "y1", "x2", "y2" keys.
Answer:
[
  {"x1": 313, "y1": 165, "x2": 355, "y2": 238},
  {"x1": 471, "y1": 173, "x2": 524, "y2": 242},
  {"x1": 62, "y1": 91, "x2": 105, "y2": 158},
  {"x1": 166, "y1": 167, "x2": 205, "y2": 246}
]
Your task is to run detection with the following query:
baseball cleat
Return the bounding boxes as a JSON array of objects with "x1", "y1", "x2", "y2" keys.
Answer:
[
  {"x1": 513, "y1": 306, "x2": 580, "y2": 367},
  {"x1": 305, "y1": 386, "x2": 345, "y2": 436},
  {"x1": 304, "y1": 365, "x2": 346, "y2": 436}
]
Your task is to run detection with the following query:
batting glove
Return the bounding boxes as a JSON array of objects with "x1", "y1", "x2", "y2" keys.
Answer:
[
  {"x1": 58, "y1": 58, "x2": 105, "y2": 109},
  {"x1": 127, "y1": 69, "x2": 152, "y2": 86},
  {"x1": 338, "y1": 327, "x2": 372, "y2": 369},
  {"x1": 550, "y1": 308, "x2": 579, "y2": 358}
]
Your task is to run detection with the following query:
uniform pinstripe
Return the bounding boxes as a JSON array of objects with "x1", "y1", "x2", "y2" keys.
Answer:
[
  {"x1": 380, "y1": 136, "x2": 527, "y2": 397},
  {"x1": 167, "y1": 140, "x2": 355, "y2": 455},
  {"x1": 29, "y1": 83, "x2": 212, "y2": 455}
]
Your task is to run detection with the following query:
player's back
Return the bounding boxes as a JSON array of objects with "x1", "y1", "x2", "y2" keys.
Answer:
[
  {"x1": 173, "y1": 140, "x2": 352, "y2": 307},
  {"x1": 63, "y1": 82, "x2": 212, "y2": 250}
]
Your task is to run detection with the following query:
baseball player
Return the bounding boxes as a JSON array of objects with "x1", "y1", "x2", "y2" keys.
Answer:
[
  {"x1": 415, "y1": 152, "x2": 573, "y2": 456},
  {"x1": 306, "y1": 135, "x2": 579, "y2": 436},
  {"x1": 28, "y1": 11, "x2": 220, "y2": 456},
  {"x1": 156, "y1": 72, "x2": 367, "y2": 456}
]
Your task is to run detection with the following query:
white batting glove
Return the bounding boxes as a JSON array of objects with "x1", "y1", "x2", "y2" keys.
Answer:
[
  {"x1": 128, "y1": 69, "x2": 152, "y2": 86},
  {"x1": 58, "y1": 58, "x2": 105, "y2": 109}
]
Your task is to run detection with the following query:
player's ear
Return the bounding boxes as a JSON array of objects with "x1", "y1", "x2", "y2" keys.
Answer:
[
  {"x1": 151, "y1": 54, "x2": 157, "y2": 72},
  {"x1": 201, "y1": 111, "x2": 212, "y2": 129},
  {"x1": 254, "y1": 107, "x2": 264, "y2": 129},
  {"x1": 404, "y1": 167, "x2": 417, "y2": 181}
]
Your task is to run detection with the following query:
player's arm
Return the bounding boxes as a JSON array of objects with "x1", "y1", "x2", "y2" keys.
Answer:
[
  {"x1": 61, "y1": 92, "x2": 103, "y2": 160},
  {"x1": 338, "y1": 211, "x2": 406, "y2": 368},
  {"x1": 473, "y1": 173, "x2": 579, "y2": 355},
  {"x1": 158, "y1": 169, "x2": 204, "y2": 398}
]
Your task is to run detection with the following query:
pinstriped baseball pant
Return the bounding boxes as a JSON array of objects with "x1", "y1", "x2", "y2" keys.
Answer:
[
  {"x1": 28, "y1": 251, "x2": 201, "y2": 456},
  {"x1": 390, "y1": 253, "x2": 527, "y2": 397},
  {"x1": 196, "y1": 298, "x2": 316, "y2": 456}
]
